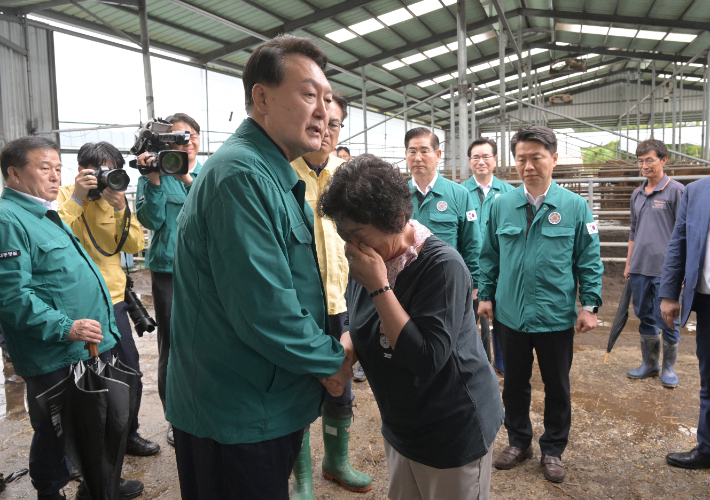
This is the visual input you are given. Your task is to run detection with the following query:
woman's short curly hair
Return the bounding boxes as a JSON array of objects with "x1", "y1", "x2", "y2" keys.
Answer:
[{"x1": 317, "y1": 155, "x2": 413, "y2": 234}]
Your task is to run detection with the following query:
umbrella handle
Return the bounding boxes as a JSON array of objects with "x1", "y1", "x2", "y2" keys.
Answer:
[
  {"x1": 85, "y1": 342, "x2": 99, "y2": 358},
  {"x1": 603, "y1": 352, "x2": 610, "y2": 364}
]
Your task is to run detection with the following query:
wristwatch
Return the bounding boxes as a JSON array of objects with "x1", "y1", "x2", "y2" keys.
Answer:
[{"x1": 582, "y1": 305, "x2": 599, "y2": 314}]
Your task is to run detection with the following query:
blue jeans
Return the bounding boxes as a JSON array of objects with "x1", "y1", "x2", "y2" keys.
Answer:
[
  {"x1": 694, "y1": 293, "x2": 710, "y2": 455},
  {"x1": 629, "y1": 273, "x2": 681, "y2": 344}
]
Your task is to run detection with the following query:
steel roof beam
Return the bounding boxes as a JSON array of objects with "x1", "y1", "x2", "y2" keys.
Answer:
[
  {"x1": 528, "y1": 42, "x2": 701, "y2": 64},
  {"x1": 520, "y1": 8, "x2": 710, "y2": 32},
  {"x1": 12, "y1": 0, "x2": 74, "y2": 13},
  {"x1": 195, "y1": 0, "x2": 378, "y2": 64},
  {"x1": 490, "y1": 0, "x2": 534, "y2": 90}
]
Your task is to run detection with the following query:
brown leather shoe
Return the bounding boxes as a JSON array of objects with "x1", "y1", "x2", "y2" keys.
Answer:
[
  {"x1": 494, "y1": 445, "x2": 533, "y2": 470},
  {"x1": 541, "y1": 455, "x2": 566, "y2": 482}
]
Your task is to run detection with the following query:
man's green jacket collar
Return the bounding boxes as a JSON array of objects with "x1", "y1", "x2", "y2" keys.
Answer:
[
  {"x1": 240, "y1": 119, "x2": 299, "y2": 193},
  {"x1": 513, "y1": 179, "x2": 561, "y2": 209},
  {"x1": 1, "y1": 187, "x2": 49, "y2": 219}
]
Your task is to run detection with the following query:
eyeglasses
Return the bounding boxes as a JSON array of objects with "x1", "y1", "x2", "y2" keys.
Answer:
[
  {"x1": 407, "y1": 148, "x2": 433, "y2": 156},
  {"x1": 328, "y1": 121, "x2": 344, "y2": 132},
  {"x1": 636, "y1": 158, "x2": 659, "y2": 166},
  {"x1": 470, "y1": 155, "x2": 494, "y2": 161}
]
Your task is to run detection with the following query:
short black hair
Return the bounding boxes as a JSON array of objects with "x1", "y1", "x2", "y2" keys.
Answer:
[
  {"x1": 336, "y1": 146, "x2": 350, "y2": 155},
  {"x1": 318, "y1": 155, "x2": 413, "y2": 234},
  {"x1": 243, "y1": 35, "x2": 328, "y2": 113},
  {"x1": 510, "y1": 126, "x2": 557, "y2": 156},
  {"x1": 1, "y1": 136, "x2": 60, "y2": 180},
  {"x1": 636, "y1": 138, "x2": 668, "y2": 159},
  {"x1": 468, "y1": 137, "x2": 497, "y2": 158},
  {"x1": 404, "y1": 127, "x2": 440, "y2": 150},
  {"x1": 332, "y1": 91, "x2": 348, "y2": 121},
  {"x1": 77, "y1": 141, "x2": 125, "y2": 169},
  {"x1": 165, "y1": 113, "x2": 201, "y2": 134}
]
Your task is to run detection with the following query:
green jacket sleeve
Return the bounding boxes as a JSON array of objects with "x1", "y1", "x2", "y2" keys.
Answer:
[
  {"x1": 574, "y1": 202, "x2": 603, "y2": 307},
  {"x1": 206, "y1": 173, "x2": 344, "y2": 378},
  {"x1": 0, "y1": 220, "x2": 74, "y2": 343},
  {"x1": 136, "y1": 176, "x2": 167, "y2": 231},
  {"x1": 457, "y1": 189, "x2": 481, "y2": 288},
  {"x1": 477, "y1": 201, "x2": 500, "y2": 302}
]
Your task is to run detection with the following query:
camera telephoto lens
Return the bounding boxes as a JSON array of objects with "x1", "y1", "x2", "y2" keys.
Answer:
[
  {"x1": 124, "y1": 281, "x2": 157, "y2": 337},
  {"x1": 105, "y1": 169, "x2": 130, "y2": 192},
  {"x1": 161, "y1": 151, "x2": 184, "y2": 174}
]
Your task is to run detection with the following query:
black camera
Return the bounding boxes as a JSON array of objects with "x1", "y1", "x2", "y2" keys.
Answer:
[
  {"x1": 128, "y1": 118, "x2": 190, "y2": 176},
  {"x1": 87, "y1": 165, "x2": 131, "y2": 202},
  {"x1": 125, "y1": 275, "x2": 157, "y2": 337}
]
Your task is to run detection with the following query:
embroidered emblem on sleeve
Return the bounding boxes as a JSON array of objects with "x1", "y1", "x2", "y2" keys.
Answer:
[
  {"x1": 0, "y1": 250, "x2": 21, "y2": 259},
  {"x1": 586, "y1": 222, "x2": 599, "y2": 234},
  {"x1": 466, "y1": 210, "x2": 477, "y2": 221}
]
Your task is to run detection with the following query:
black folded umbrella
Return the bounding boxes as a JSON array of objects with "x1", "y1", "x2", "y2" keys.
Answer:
[
  {"x1": 605, "y1": 280, "x2": 633, "y2": 363},
  {"x1": 36, "y1": 348, "x2": 139, "y2": 500}
]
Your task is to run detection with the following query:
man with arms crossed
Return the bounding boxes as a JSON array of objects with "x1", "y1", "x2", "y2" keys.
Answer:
[
  {"x1": 461, "y1": 136, "x2": 514, "y2": 372},
  {"x1": 478, "y1": 126, "x2": 603, "y2": 483},
  {"x1": 166, "y1": 35, "x2": 352, "y2": 499}
]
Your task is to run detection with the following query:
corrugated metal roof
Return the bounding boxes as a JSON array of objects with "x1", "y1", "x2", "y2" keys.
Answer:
[{"x1": 0, "y1": 0, "x2": 706, "y2": 131}]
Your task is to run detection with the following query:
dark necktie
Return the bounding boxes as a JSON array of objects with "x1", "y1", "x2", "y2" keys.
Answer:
[
  {"x1": 416, "y1": 191, "x2": 426, "y2": 208},
  {"x1": 526, "y1": 203, "x2": 535, "y2": 239}
]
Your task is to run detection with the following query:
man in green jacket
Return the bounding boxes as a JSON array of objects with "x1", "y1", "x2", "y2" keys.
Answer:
[
  {"x1": 135, "y1": 112, "x2": 202, "y2": 446},
  {"x1": 461, "y1": 137, "x2": 514, "y2": 374},
  {"x1": 0, "y1": 136, "x2": 142, "y2": 500},
  {"x1": 478, "y1": 126, "x2": 603, "y2": 484},
  {"x1": 405, "y1": 127, "x2": 480, "y2": 292},
  {"x1": 166, "y1": 35, "x2": 352, "y2": 500}
]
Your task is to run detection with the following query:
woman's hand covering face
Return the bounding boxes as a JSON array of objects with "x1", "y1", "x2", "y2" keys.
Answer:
[{"x1": 345, "y1": 242, "x2": 389, "y2": 294}]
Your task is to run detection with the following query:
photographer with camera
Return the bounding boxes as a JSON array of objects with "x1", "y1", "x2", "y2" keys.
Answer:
[
  {"x1": 57, "y1": 141, "x2": 160, "y2": 457},
  {"x1": 134, "y1": 113, "x2": 202, "y2": 446}
]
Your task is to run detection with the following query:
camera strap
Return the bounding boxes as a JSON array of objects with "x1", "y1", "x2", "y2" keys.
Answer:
[{"x1": 81, "y1": 198, "x2": 133, "y2": 257}]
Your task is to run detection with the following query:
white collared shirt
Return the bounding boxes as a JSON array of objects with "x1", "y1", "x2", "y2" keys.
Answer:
[
  {"x1": 698, "y1": 221, "x2": 710, "y2": 294},
  {"x1": 524, "y1": 183, "x2": 551, "y2": 211},
  {"x1": 8, "y1": 188, "x2": 58, "y2": 211},
  {"x1": 415, "y1": 172, "x2": 439, "y2": 196},
  {"x1": 476, "y1": 179, "x2": 493, "y2": 197}
]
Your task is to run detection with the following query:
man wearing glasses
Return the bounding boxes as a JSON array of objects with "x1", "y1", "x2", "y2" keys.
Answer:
[
  {"x1": 290, "y1": 91, "x2": 372, "y2": 498},
  {"x1": 625, "y1": 139, "x2": 685, "y2": 387},
  {"x1": 405, "y1": 127, "x2": 480, "y2": 295},
  {"x1": 461, "y1": 137, "x2": 514, "y2": 374}
]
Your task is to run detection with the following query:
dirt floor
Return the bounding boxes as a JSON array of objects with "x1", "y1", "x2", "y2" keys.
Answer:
[{"x1": 2, "y1": 262, "x2": 710, "y2": 499}]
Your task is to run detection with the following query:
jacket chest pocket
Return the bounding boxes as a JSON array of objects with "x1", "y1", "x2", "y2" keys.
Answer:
[
  {"x1": 495, "y1": 225, "x2": 523, "y2": 259},
  {"x1": 428, "y1": 210, "x2": 458, "y2": 239},
  {"x1": 540, "y1": 225, "x2": 575, "y2": 262},
  {"x1": 34, "y1": 235, "x2": 73, "y2": 309}
]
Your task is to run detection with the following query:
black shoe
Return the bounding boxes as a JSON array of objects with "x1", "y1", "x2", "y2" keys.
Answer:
[
  {"x1": 126, "y1": 434, "x2": 160, "y2": 457},
  {"x1": 353, "y1": 361, "x2": 366, "y2": 382},
  {"x1": 666, "y1": 449, "x2": 710, "y2": 469},
  {"x1": 166, "y1": 424, "x2": 175, "y2": 447},
  {"x1": 76, "y1": 478, "x2": 144, "y2": 500}
]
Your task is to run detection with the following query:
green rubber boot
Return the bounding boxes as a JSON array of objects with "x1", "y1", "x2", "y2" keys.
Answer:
[
  {"x1": 321, "y1": 403, "x2": 372, "y2": 493},
  {"x1": 291, "y1": 430, "x2": 314, "y2": 500}
]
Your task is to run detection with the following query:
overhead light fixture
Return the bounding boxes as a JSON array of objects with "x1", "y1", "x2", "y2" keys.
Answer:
[
  {"x1": 326, "y1": 28, "x2": 356, "y2": 43},
  {"x1": 383, "y1": 60, "x2": 406, "y2": 70},
  {"x1": 350, "y1": 18, "x2": 382, "y2": 36},
  {"x1": 378, "y1": 8, "x2": 413, "y2": 26},
  {"x1": 402, "y1": 53, "x2": 427, "y2": 65}
]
